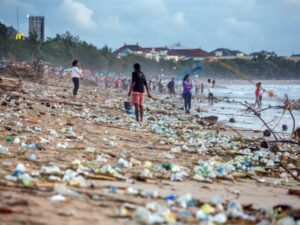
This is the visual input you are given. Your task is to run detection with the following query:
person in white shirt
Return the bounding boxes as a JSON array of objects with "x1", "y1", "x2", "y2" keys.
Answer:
[{"x1": 71, "y1": 60, "x2": 82, "y2": 97}]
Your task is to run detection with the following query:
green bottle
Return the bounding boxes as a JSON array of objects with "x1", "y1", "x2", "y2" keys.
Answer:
[{"x1": 6, "y1": 136, "x2": 13, "y2": 143}]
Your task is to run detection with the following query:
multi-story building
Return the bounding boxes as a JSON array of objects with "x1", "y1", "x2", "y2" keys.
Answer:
[{"x1": 28, "y1": 16, "x2": 45, "y2": 42}]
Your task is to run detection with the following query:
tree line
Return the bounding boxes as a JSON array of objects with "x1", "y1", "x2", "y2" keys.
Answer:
[{"x1": 1, "y1": 22, "x2": 299, "y2": 79}]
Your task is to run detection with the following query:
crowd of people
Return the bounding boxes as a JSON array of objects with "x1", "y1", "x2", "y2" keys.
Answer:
[
  {"x1": 69, "y1": 60, "x2": 219, "y2": 119},
  {"x1": 69, "y1": 60, "x2": 270, "y2": 122}
]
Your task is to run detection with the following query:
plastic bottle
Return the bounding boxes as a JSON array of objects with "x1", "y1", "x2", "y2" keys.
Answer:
[
  {"x1": 216, "y1": 166, "x2": 224, "y2": 176},
  {"x1": 177, "y1": 194, "x2": 193, "y2": 208},
  {"x1": 50, "y1": 129, "x2": 59, "y2": 138},
  {"x1": 13, "y1": 163, "x2": 26, "y2": 177},
  {"x1": 140, "y1": 168, "x2": 152, "y2": 178},
  {"x1": 211, "y1": 195, "x2": 223, "y2": 205},
  {"x1": 6, "y1": 136, "x2": 13, "y2": 143},
  {"x1": 28, "y1": 153, "x2": 37, "y2": 161},
  {"x1": 56, "y1": 143, "x2": 68, "y2": 149},
  {"x1": 109, "y1": 186, "x2": 118, "y2": 194},
  {"x1": 13, "y1": 137, "x2": 20, "y2": 144},
  {"x1": 196, "y1": 210, "x2": 210, "y2": 221},
  {"x1": 143, "y1": 161, "x2": 153, "y2": 168},
  {"x1": 20, "y1": 173, "x2": 33, "y2": 186},
  {"x1": 30, "y1": 144, "x2": 38, "y2": 150},
  {"x1": 162, "y1": 163, "x2": 172, "y2": 171},
  {"x1": 162, "y1": 210, "x2": 177, "y2": 224},
  {"x1": 178, "y1": 209, "x2": 193, "y2": 222},
  {"x1": 117, "y1": 158, "x2": 131, "y2": 168},
  {"x1": 141, "y1": 190, "x2": 158, "y2": 198},
  {"x1": 21, "y1": 143, "x2": 38, "y2": 150},
  {"x1": 0, "y1": 146, "x2": 9, "y2": 154},
  {"x1": 126, "y1": 187, "x2": 139, "y2": 195},
  {"x1": 166, "y1": 194, "x2": 176, "y2": 201},
  {"x1": 34, "y1": 127, "x2": 42, "y2": 132},
  {"x1": 50, "y1": 194, "x2": 66, "y2": 202},
  {"x1": 213, "y1": 213, "x2": 227, "y2": 224},
  {"x1": 40, "y1": 165, "x2": 61, "y2": 174},
  {"x1": 200, "y1": 203, "x2": 215, "y2": 214},
  {"x1": 171, "y1": 171, "x2": 189, "y2": 181},
  {"x1": 133, "y1": 207, "x2": 151, "y2": 224}
]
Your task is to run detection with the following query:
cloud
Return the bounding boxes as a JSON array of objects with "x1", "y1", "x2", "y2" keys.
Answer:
[
  {"x1": 171, "y1": 12, "x2": 186, "y2": 27},
  {"x1": 223, "y1": 17, "x2": 260, "y2": 35},
  {"x1": 1, "y1": 0, "x2": 300, "y2": 55},
  {"x1": 133, "y1": 0, "x2": 167, "y2": 17},
  {"x1": 92, "y1": 0, "x2": 189, "y2": 46},
  {"x1": 284, "y1": 0, "x2": 300, "y2": 5},
  {"x1": 98, "y1": 16, "x2": 128, "y2": 34},
  {"x1": 59, "y1": 0, "x2": 97, "y2": 32}
]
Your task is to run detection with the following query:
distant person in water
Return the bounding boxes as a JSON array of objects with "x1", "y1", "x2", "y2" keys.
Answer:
[
  {"x1": 71, "y1": 60, "x2": 82, "y2": 98},
  {"x1": 128, "y1": 63, "x2": 152, "y2": 122},
  {"x1": 167, "y1": 77, "x2": 176, "y2": 97},
  {"x1": 182, "y1": 74, "x2": 193, "y2": 114},
  {"x1": 255, "y1": 82, "x2": 264, "y2": 108}
]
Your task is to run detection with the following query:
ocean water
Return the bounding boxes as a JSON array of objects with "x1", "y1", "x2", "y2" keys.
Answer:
[{"x1": 196, "y1": 82, "x2": 300, "y2": 135}]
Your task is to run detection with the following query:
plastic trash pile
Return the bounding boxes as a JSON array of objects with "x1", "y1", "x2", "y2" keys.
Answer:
[
  {"x1": 112, "y1": 187, "x2": 300, "y2": 225},
  {"x1": 0, "y1": 79, "x2": 299, "y2": 225}
]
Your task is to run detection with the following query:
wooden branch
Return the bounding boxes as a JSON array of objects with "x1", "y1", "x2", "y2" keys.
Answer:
[
  {"x1": 241, "y1": 103, "x2": 278, "y2": 141},
  {"x1": 280, "y1": 162, "x2": 300, "y2": 183}
]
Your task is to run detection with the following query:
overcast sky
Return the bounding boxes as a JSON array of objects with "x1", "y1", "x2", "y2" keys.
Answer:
[{"x1": 0, "y1": 0, "x2": 300, "y2": 55}]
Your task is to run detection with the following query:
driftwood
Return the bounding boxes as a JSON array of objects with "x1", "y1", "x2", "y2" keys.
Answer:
[
  {"x1": 280, "y1": 162, "x2": 300, "y2": 182},
  {"x1": 0, "y1": 77, "x2": 22, "y2": 92},
  {"x1": 256, "y1": 105, "x2": 296, "y2": 137},
  {"x1": 37, "y1": 98, "x2": 84, "y2": 107},
  {"x1": 201, "y1": 116, "x2": 218, "y2": 126},
  {"x1": 0, "y1": 63, "x2": 42, "y2": 81},
  {"x1": 268, "y1": 140, "x2": 300, "y2": 146},
  {"x1": 288, "y1": 189, "x2": 300, "y2": 196},
  {"x1": 241, "y1": 103, "x2": 278, "y2": 141}
]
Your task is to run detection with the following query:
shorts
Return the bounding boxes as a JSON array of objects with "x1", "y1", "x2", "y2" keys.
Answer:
[
  {"x1": 131, "y1": 92, "x2": 145, "y2": 105},
  {"x1": 208, "y1": 93, "x2": 214, "y2": 99},
  {"x1": 256, "y1": 95, "x2": 262, "y2": 102}
]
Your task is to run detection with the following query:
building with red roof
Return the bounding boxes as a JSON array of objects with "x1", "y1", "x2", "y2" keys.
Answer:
[{"x1": 114, "y1": 43, "x2": 211, "y2": 61}]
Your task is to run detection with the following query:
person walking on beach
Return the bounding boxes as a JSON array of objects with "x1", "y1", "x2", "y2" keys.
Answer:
[
  {"x1": 208, "y1": 79, "x2": 215, "y2": 106},
  {"x1": 158, "y1": 79, "x2": 164, "y2": 94},
  {"x1": 195, "y1": 82, "x2": 199, "y2": 95},
  {"x1": 167, "y1": 77, "x2": 176, "y2": 97},
  {"x1": 200, "y1": 81, "x2": 204, "y2": 96},
  {"x1": 71, "y1": 60, "x2": 82, "y2": 98},
  {"x1": 128, "y1": 63, "x2": 152, "y2": 122},
  {"x1": 182, "y1": 74, "x2": 193, "y2": 114},
  {"x1": 255, "y1": 82, "x2": 264, "y2": 108}
]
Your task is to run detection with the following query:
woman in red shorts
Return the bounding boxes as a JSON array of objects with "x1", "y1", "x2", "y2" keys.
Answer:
[{"x1": 128, "y1": 63, "x2": 152, "y2": 122}]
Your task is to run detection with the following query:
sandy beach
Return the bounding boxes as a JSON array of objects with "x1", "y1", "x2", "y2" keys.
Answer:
[{"x1": 0, "y1": 77, "x2": 299, "y2": 225}]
